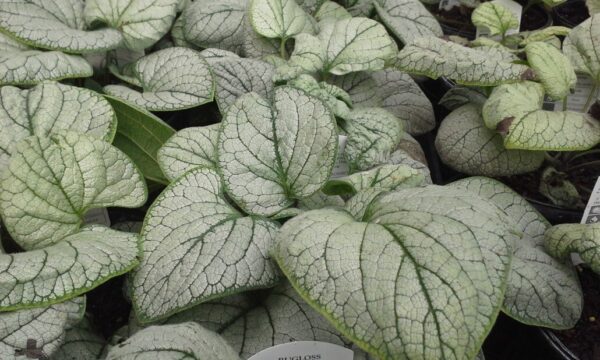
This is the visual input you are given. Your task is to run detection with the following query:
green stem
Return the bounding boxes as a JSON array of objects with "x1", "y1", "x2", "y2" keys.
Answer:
[
  {"x1": 562, "y1": 96, "x2": 568, "y2": 111},
  {"x1": 567, "y1": 149, "x2": 600, "y2": 163},
  {"x1": 279, "y1": 38, "x2": 287, "y2": 59},
  {"x1": 583, "y1": 83, "x2": 599, "y2": 112},
  {"x1": 566, "y1": 160, "x2": 600, "y2": 172}
]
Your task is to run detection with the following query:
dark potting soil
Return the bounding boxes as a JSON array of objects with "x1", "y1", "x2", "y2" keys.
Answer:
[
  {"x1": 553, "y1": 266, "x2": 600, "y2": 360},
  {"x1": 554, "y1": 0, "x2": 590, "y2": 28},
  {"x1": 86, "y1": 275, "x2": 131, "y2": 339}
]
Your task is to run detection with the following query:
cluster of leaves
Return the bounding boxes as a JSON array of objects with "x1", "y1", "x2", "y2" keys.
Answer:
[{"x1": 0, "y1": 0, "x2": 593, "y2": 359}]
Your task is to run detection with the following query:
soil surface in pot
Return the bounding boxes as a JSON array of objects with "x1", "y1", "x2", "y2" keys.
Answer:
[
  {"x1": 554, "y1": 266, "x2": 600, "y2": 360},
  {"x1": 554, "y1": 0, "x2": 589, "y2": 28}
]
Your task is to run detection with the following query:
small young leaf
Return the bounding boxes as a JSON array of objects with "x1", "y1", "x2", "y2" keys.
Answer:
[
  {"x1": 288, "y1": 75, "x2": 351, "y2": 118},
  {"x1": 0, "y1": 49, "x2": 92, "y2": 85},
  {"x1": 0, "y1": 226, "x2": 140, "y2": 310},
  {"x1": 131, "y1": 168, "x2": 281, "y2": 322},
  {"x1": 545, "y1": 223, "x2": 600, "y2": 273},
  {"x1": 157, "y1": 125, "x2": 220, "y2": 181},
  {"x1": 435, "y1": 104, "x2": 544, "y2": 176},
  {"x1": 104, "y1": 47, "x2": 215, "y2": 111},
  {"x1": 105, "y1": 323, "x2": 241, "y2": 360},
  {"x1": 520, "y1": 26, "x2": 571, "y2": 45},
  {"x1": 249, "y1": 0, "x2": 312, "y2": 40},
  {"x1": 274, "y1": 33, "x2": 325, "y2": 80},
  {"x1": 218, "y1": 86, "x2": 337, "y2": 216},
  {"x1": 182, "y1": 0, "x2": 246, "y2": 53},
  {"x1": 106, "y1": 95, "x2": 175, "y2": 185},
  {"x1": 439, "y1": 86, "x2": 488, "y2": 110},
  {"x1": 525, "y1": 41, "x2": 576, "y2": 100},
  {"x1": 84, "y1": 0, "x2": 179, "y2": 51},
  {"x1": 471, "y1": 2, "x2": 519, "y2": 37},
  {"x1": 374, "y1": 0, "x2": 443, "y2": 45},
  {"x1": 0, "y1": 0, "x2": 122, "y2": 53},
  {"x1": 274, "y1": 186, "x2": 514, "y2": 360},
  {"x1": 450, "y1": 177, "x2": 583, "y2": 329},
  {"x1": 397, "y1": 36, "x2": 530, "y2": 86},
  {"x1": 0, "y1": 298, "x2": 85, "y2": 359},
  {"x1": 0, "y1": 82, "x2": 116, "y2": 170},
  {"x1": 563, "y1": 15, "x2": 600, "y2": 83},
  {"x1": 0, "y1": 131, "x2": 147, "y2": 250}
]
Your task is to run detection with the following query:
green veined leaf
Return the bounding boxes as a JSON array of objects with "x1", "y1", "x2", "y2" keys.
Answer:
[
  {"x1": 0, "y1": 298, "x2": 85, "y2": 359},
  {"x1": 0, "y1": 131, "x2": 147, "y2": 250},
  {"x1": 209, "y1": 56, "x2": 275, "y2": 113},
  {"x1": 315, "y1": 1, "x2": 352, "y2": 21},
  {"x1": 520, "y1": 26, "x2": 571, "y2": 45},
  {"x1": 0, "y1": 49, "x2": 92, "y2": 85},
  {"x1": 0, "y1": 226, "x2": 140, "y2": 310},
  {"x1": 471, "y1": 2, "x2": 519, "y2": 37},
  {"x1": 563, "y1": 15, "x2": 600, "y2": 83},
  {"x1": 0, "y1": 0, "x2": 122, "y2": 53},
  {"x1": 157, "y1": 125, "x2": 219, "y2": 181},
  {"x1": 52, "y1": 318, "x2": 106, "y2": 360},
  {"x1": 374, "y1": 0, "x2": 443, "y2": 45},
  {"x1": 341, "y1": 107, "x2": 403, "y2": 172},
  {"x1": 288, "y1": 74, "x2": 351, "y2": 118},
  {"x1": 104, "y1": 47, "x2": 214, "y2": 111},
  {"x1": 274, "y1": 185, "x2": 514, "y2": 360},
  {"x1": 182, "y1": 0, "x2": 246, "y2": 53},
  {"x1": 435, "y1": 104, "x2": 545, "y2": 176},
  {"x1": 439, "y1": 86, "x2": 488, "y2": 110},
  {"x1": 241, "y1": 15, "x2": 281, "y2": 58},
  {"x1": 274, "y1": 33, "x2": 325, "y2": 80},
  {"x1": 106, "y1": 95, "x2": 175, "y2": 185},
  {"x1": 249, "y1": 0, "x2": 312, "y2": 40},
  {"x1": 164, "y1": 282, "x2": 371, "y2": 359},
  {"x1": 545, "y1": 223, "x2": 600, "y2": 273},
  {"x1": 525, "y1": 41, "x2": 576, "y2": 100},
  {"x1": 131, "y1": 167, "x2": 281, "y2": 323},
  {"x1": 218, "y1": 86, "x2": 337, "y2": 216},
  {"x1": 483, "y1": 82, "x2": 600, "y2": 150},
  {"x1": 397, "y1": 36, "x2": 531, "y2": 86},
  {"x1": 0, "y1": 31, "x2": 28, "y2": 51},
  {"x1": 586, "y1": 0, "x2": 600, "y2": 14},
  {"x1": 450, "y1": 177, "x2": 583, "y2": 329},
  {"x1": 0, "y1": 82, "x2": 116, "y2": 170},
  {"x1": 105, "y1": 323, "x2": 241, "y2": 360},
  {"x1": 84, "y1": 0, "x2": 179, "y2": 51},
  {"x1": 319, "y1": 17, "x2": 397, "y2": 75}
]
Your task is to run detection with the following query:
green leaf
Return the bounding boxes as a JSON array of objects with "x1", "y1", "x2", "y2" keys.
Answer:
[
  {"x1": 0, "y1": 31, "x2": 29, "y2": 51},
  {"x1": 450, "y1": 177, "x2": 583, "y2": 329},
  {"x1": 0, "y1": 49, "x2": 92, "y2": 85},
  {"x1": 471, "y1": 2, "x2": 519, "y2": 37},
  {"x1": 545, "y1": 223, "x2": 600, "y2": 274},
  {"x1": 525, "y1": 41, "x2": 576, "y2": 100},
  {"x1": 274, "y1": 33, "x2": 325, "y2": 80},
  {"x1": 164, "y1": 282, "x2": 370, "y2": 359},
  {"x1": 439, "y1": 86, "x2": 488, "y2": 110},
  {"x1": 131, "y1": 167, "x2": 281, "y2": 323},
  {"x1": 182, "y1": 0, "x2": 246, "y2": 53},
  {"x1": 218, "y1": 86, "x2": 337, "y2": 216},
  {"x1": 0, "y1": 298, "x2": 84, "y2": 358},
  {"x1": 84, "y1": 0, "x2": 178, "y2": 51},
  {"x1": 209, "y1": 56, "x2": 275, "y2": 113},
  {"x1": 0, "y1": 82, "x2": 116, "y2": 170},
  {"x1": 0, "y1": 226, "x2": 140, "y2": 310},
  {"x1": 105, "y1": 323, "x2": 241, "y2": 360},
  {"x1": 106, "y1": 95, "x2": 175, "y2": 185},
  {"x1": 397, "y1": 36, "x2": 531, "y2": 86},
  {"x1": 0, "y1": 0, "x2": 122, "y2": 53},
  {"x1": 249, "y1": 0, "x2": 312, "y2": 40},
  {"x1": 435, "y1": 104, "x2": 545, "y2": 176},
  {"x1": 288, "y1": 74, "x2": 351, "y2": 118},
  {"x1": 586, "y1": 0, "x2": 600, "y2": 14},
  {"x1": 482, "y1": 82, "x2": 600, "y2": 150},
  {"x1": 0, "y1": 131, "x2": 147, "y2": 250},
  {"x1": 539, "y1": 167, "x2": 583, "y2": 208},
  {"x1": 157, "y1": 125, "x2": 219, "y2": 182},
  {"x1": 342, "y1": 108, "x2": 403, "y2": 172},
  {"x1": 374, "y1": 0, "x2": 443, "y2": 45},
  {"x1": 52, "y1": 318, "x2": 106, "y2": 360},
  {"x1": 520, "y1": 26, "x2": 571, "y2": 45},
  {"x1": 563, "y1": 15, "x2": 600, "y2": 83},
  {"x1": 315, "y1": 1, "x2": 352, "y2": 21},
  {"x1": 319, "y1": 17, "x2": 397, "y2": 75},
  {"x1": 274, "y1": 186, "x2": 514, "y2": 360},
  {"x1": 104, "y1": 47, "x2": 215, "y2": 111}
]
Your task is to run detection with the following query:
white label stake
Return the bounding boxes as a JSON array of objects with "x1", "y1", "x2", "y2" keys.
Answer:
[
  {"x1": 572, "y1": 176, "x2": 600, "y2": 265},
  {"x1": 249, "y1": 341, "x2": 353, "y2": 360},
  {"x1": 84, "y1": 208, "x2": 111, "y2": 227},
  {"x1": 331, "y1": 135, "x2": 349, "y2": 179}
]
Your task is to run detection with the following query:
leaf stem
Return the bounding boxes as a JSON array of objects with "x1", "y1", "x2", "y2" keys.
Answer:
[
  {"x1": 280, "y1": 38, "x2": 287, "y2": 59},
  {"x1": 562, "y1": 96, "x2": 568, "y2": 111},
  {"x1": 583, "y1": 83, "x2": 599, "y2": 112},
  {"x1": 566, "y1": 160, "x2": 600, "y2": 172}
]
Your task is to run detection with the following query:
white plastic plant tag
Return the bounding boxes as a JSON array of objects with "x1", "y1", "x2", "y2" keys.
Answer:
[
  {"x1": 248, "y1": 341, "x2": 354, "y2": 360},
  {"x1": 84, "y1": 208, "x2": 111, "y2": 227},
  {"x1": 553, "y1": 75, "x2": 596, "y2": 112},
  {"x1": 439, "y1": 0, "x2": 462, "y2": 11},
  {"x1": 331, "y1": 135, "x2": 349, "y2": 179},
  {"x1": 475, "y1": 0, "x2": 522, "y2": 38},
  {"x1": 571, "y1": 176, "x2": 600, "y2": 265}
]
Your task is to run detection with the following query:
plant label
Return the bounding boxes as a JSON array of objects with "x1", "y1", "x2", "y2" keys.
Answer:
[
  {"x1": 572, "y1": 176, "x2": 600, "y2": 265},
  {"x1": 84, "y1": 208, "x2": 111, "y2": 227},
  {"x1": 438, "y1": 0, "x2": 461, "y2": 11},
  {"x1": 475, "y1": 0, "x2": 522, "y2": 38},
  {"x1": 248, "y1": 341, "x2": 353, "y2": 360},
  {"x1": 553, "y1": 75, "x2": 596, "y2": 112},
  {"x1": 331, "y1": 135, "x2": 349, "y2": 179}
]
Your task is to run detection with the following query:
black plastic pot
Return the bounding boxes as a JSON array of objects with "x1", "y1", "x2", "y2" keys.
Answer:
[
  {"x1": 553, "y1": 0, "x2": 590, "y2": 28},
  {"x1": 540, "y1": 330, "x2": 580, "y2": 360},
  {"x1": 526, "y1": 198, "x2": 584, "y2": 225}
]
